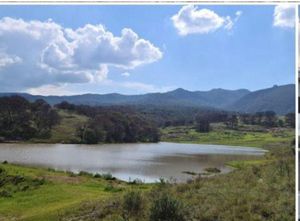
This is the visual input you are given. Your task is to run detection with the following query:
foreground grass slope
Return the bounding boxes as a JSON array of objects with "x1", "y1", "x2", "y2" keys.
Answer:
[{"x1": 0, "y1": 164, "x2": 152, "y2": 221}]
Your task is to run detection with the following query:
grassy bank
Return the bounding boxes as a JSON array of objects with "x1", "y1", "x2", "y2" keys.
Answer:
[
  {"x1": 0, "y1": 164, "x2": 153, "y2": 221},
  {"x1": 161, "y1": 124, "x2": 294, "y2": 148}
]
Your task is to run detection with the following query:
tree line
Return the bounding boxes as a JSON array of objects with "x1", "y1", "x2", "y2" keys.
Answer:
[
  {"x1": 0, "y1": 96, "x2": 295, "y2": 142},
  {"x1": 195, "y1": 111, "x2": 295, "y2": 133}
]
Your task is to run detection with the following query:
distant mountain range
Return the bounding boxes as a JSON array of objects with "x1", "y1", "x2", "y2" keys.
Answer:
[{"x1": 0, "y1": 84, "x2": 295, "y2": 114}]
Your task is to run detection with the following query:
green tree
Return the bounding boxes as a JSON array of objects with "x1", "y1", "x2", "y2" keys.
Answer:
[{"x1": 285, "y1": 113, "x2": 295, "y2": 128}]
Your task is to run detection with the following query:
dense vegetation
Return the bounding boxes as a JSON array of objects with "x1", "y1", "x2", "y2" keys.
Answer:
[
  {"x1": 55, "y1": 102, "x2": 160, "y2": 144},
  {"x1": 0, "y1": 96, "x2": 60, "y2": 141},
  {"x1": 0, "y1": 96, "x2": 295, "y2": 145}
]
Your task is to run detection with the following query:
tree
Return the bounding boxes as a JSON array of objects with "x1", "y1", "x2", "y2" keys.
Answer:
[
  {"x1": 31, "y1": 99, "x2": 60, "y2": 138},
  {"x1": 263, "y1": 111, "x2": 277, "y2": 127},
  {"x1": 82, "y1": 128, "x2": 98, "y2": 144},
  {"x1": 0, "y1": 96, "x2": 60, "y2": 141},
  {"x1": 285, "y1": 113, "x2": 295, "y2": 128},
  {"x1": 195, "y1": 118, "x2": 210, "y2": 133},
  {"x1": 226, "y1": 114, "x2": 238, "y2": 129}
]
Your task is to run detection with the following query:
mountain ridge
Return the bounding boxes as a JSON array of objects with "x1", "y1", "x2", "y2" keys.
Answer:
[{"x1": 0, "y1": 84, "x2": 294, "y2": 114}]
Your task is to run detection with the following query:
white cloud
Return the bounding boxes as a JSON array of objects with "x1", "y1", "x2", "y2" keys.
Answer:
[
  {"x1": 0, "y1": 17, "x2": 162, "y2": 92},
  {"x1": 273, "y1": 5, "x2": 295, "y2": 28},
  {"x1": 171, "y1": 5, "x2": 242, "y2": 36},
  {"x1": 26, "y1": 79, "x2": 175, "y2": 96},
  {"x1": 121, "y1": 72, "x2": 130, "y2": 77},
  {"x1": 26, "y1": 83, "x2": 73, "y2": 96},
  {"x1": 102, "y1": 80, "x2": 175, "y2": 93},
  {"x1": 0, "y1": 53, "x2": 22, "y2": 68}
]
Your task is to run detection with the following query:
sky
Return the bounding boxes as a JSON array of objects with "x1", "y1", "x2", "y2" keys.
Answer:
[{"x1": 0, "y1": 4, "x2": 295, "y2": 95}]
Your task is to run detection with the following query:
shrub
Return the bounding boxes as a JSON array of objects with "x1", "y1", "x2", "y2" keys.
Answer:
[
  {"x1": 94, "y1": 173, "x2": 102, "y2": 178},
  {"x1": 102, "y1": 173, "x2": 116, "y2": 180},
  {"x1": 0, "y1": 190, "x2": 12, "y2": 198},
  {"x1": 123, "y1": 191, "x2": 144, "y2": 217},
  {"x1": 78, "y1": 171, "x2": 93, "y2": 177},
  {"x1": 149, "y1": 193, "x2": 188, "y2": 221}
]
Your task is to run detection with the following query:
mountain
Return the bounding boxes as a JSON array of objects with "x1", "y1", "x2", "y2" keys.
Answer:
[
  {"x1": 0, "y1": 84, "x2": 294, "y2": 114},
  {"x1": 226, "y1": 84, "x2": 295, "y2": 115}
]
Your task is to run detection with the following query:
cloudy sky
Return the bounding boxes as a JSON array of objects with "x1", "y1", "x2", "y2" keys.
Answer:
[{"x1": 0, "y1": 5, "x2": 295, "y2": 95}]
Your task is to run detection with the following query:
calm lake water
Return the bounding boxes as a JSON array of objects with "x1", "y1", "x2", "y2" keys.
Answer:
[{"x1": 0, "y1": 142, "x2": 266, "y2": 183}]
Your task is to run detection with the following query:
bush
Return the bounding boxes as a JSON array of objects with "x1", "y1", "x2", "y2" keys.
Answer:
[
  {"x1": 123, "y1": 191, "x2": 144, "y2": 217},
  {"x1": 149, "y1": 193, "x2": 188, "y2": 221},
  {"x1": 94, "y1": 173, "x2": 102, "y2": 178},
  {"x1": 78, "y1": 171, "x2": 93, "y2": 177},
  {"x1": 0, "y1": 190, "x2": 12, "y2": 198},
  {"x1": 102, "y1": 173, "x2": 116, "y2": 180}
]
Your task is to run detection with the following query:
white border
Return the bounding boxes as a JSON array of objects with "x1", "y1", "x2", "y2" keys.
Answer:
[
  {"x1": 296, "y1": 4, "x2": 299, "y2": 221},
  {"x1": 0, "y1": 1, "x2": 297, "y2": 220},
  {"x1": 0, "y1": 1, "x2": 297, "y2": 5}
]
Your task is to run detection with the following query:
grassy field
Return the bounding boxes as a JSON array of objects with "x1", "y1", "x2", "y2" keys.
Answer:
[
  {"x1": 0, "y1": 164, "x2": 153, "y2": 221},
  {"x1": 161, "y1": 123, "x2": 294, "y2": 148}
]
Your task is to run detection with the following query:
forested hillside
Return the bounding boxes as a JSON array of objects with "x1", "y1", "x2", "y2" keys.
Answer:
[{"x1": 0, "y1": 84, "x2": 294, "y2": 114}]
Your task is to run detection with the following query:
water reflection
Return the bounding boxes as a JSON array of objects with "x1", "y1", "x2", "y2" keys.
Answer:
[{"x1": 0, "y1": 142, "x2": 266, "y2": 183}]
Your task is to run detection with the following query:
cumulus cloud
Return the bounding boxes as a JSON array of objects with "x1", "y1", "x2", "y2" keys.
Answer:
[
  {"x1": 171, "y1": 5, "x2": 242, "y2": 35},
  {"x1": 0, "y1": 17, "x2": 162, "y2": 91},
  {"x1": 273, "y1": 5, "x2": 295, "y2": 28}
]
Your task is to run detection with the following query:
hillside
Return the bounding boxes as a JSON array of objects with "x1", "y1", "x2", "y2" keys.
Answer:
[
  {"x1": 227, "y1": 84, "x2": 295, "y2": 115},
  {"x1": 0, "y1": 84, "x2": 294, "y2": 114}
]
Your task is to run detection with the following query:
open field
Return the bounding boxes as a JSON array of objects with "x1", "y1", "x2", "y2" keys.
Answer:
[{"x1": 161, "y1": 123, "x2": 294, "y2": 148}]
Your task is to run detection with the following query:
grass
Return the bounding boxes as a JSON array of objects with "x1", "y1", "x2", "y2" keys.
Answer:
[
  {"x1": 30, "y1": 110, "x2": 89, "y2": 144},
  {"x1": 0, "y1": 164, "x2": 153, "y2": 221},
  {"x1": 160, "y1": 123, "x2": 294, "y2": 148}
]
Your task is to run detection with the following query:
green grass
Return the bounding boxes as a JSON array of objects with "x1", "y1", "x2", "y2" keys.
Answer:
[
  {"x1": 0, "y1": 164, "x2": 152, "y2": 221},
  {"x1": 160, "y1": 124, "x2": 294, "y2": 148},
  {"x1": 30, "y1": 110, "x2": 88, "y2": 144}
]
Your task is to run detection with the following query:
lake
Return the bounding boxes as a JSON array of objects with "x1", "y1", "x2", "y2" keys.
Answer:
[{"x1": 0, "y1": 142, "x2": 266, "y2": 183}]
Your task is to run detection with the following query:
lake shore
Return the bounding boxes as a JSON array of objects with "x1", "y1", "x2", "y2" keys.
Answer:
[{"x1": 0, "y1": 142, "x2": 294, "y2": 221}]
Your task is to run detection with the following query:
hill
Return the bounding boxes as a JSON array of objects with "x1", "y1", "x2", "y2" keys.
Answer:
[
  {"x1": 0, "y1": 84, "x2": 294, "y2": 114},
  {"x1": 227, "y1": 84, "x2": 295, "y2": 115}
]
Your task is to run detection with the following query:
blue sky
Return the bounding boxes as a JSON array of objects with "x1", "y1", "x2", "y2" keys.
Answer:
[{"x1": 0, "y1": 5, "x2": 295, "y2": 95}]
